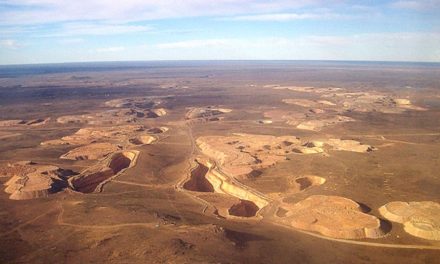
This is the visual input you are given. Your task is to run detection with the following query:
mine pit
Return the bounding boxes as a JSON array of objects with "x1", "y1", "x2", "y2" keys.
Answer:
[
  {"x1": 70, "y1": 151, "x2": 138, "y2": 193},
  {"x1": 109, "y1": 152, "x2": 136, "y2": 174},
  {"x1": 183, "y1": 162, "x2": 214, "y2": 192},
  {"x1": 147, "y1": 127, "x2": 169, "y2": 134},
  {"x1": 295, "y1": 176, "x2": 326, "y2": 190},
  {"x1": 228, "y1": 200, "x2": 260, "y2": 217}
]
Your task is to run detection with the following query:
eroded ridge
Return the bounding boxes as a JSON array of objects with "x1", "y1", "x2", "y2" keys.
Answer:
[
  {"x1": 379, "y1": 201, "x2": 440, "y2": 241},
  {"x1": 69, "y1": 150, "x2": 139, "y2": 193},
  {"x1": 282, "y1": 195, "x2": 386, "y2": 239},
  {"x1": 186, "y1": 106, "x2": 232, "y2": 121},
  {"x1": 1, "y1": 161, "x2": 74, "y2": 200}
]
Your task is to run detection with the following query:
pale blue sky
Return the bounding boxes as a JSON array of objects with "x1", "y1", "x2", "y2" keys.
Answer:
[{"x1": 0, "y1": 0, "x2": 439, "y2": 64}]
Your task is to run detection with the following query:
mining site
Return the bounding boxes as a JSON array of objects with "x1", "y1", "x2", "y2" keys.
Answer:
[{"x1": 0, "y1": 61, "x2": 439, "y2": 263}]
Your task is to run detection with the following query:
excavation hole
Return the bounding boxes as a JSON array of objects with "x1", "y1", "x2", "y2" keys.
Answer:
[
  {"x1": 295, "y1": 176, "x2": 326, "y2": 191},
  {"x1": 183, "y1": 162, "x2": 214, "y2": 192},
  {"x1": 71, "y1": 151, "x2": 136, "y2": 193},
  {"x1": 109, "y1": 152, "x2": 135, "y2": 174},
  {"x1": 228, "y1": 200, "x2": 259, "y2": 217}
]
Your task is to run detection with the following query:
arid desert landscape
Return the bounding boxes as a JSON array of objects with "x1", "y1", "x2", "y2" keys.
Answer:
[{"x1": 0, "y1": 61, "x2": 440, "y2": 263}]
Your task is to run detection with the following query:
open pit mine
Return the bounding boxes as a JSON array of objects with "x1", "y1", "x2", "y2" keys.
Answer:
[{"x1": 0, "y1": 62, "x2": 439, "y2": 264}]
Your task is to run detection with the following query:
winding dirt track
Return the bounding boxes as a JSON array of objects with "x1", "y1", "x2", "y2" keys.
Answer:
[{"x1": 0, "y1": 207, "x2": 59, "y2": 237}]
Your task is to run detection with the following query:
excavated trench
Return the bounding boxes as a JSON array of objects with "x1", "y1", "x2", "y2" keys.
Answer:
[
  {"x1": 70, "y1": 151, "x2": 136, "y2": 193},
  {"x1": 183, "y1": 162, "x2": 214, "y2": 192},
  {"x1": 228, "y1": 200, "x2": 259, "y2": 217},
  {"x1": 181, "y1": 159, "x2": 270, "y2": 218}
]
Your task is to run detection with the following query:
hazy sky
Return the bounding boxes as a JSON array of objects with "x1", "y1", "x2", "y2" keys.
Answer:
[{"x1": 0, "y1": 0, "x2": 439, "y2": 64}]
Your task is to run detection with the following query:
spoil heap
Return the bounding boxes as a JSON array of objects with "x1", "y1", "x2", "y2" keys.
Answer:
[
  {"x1": 379, "y1": 201, "x2": 440, "y2": 241},
  {"x1": 41, "y1": 125, "x2": 151, "y2": 146},
  {"x1": 0, "y1": 118, "x2": 50, "y2": 127},
  {"x1": 60, "y1": 142, "x2": 121, "y2": 160},
  {"x1": 1, "y1": 161, "x2": 72, "y2": 200},
  {"x1": 284, "y1": 195, "x2": 386, "y2": 239},
  {"x1": 186, "y1": 107, "x2": 232, "y2": 121}
]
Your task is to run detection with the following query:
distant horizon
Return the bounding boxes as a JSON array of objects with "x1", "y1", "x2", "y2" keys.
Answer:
[{"x1": 2, "y1": 59, "x2": 440, "y2": 67}]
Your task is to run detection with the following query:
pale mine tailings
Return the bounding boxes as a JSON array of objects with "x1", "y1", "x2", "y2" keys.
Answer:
[
  {"x1": 1, "y1": 161, "x2": 74, "y2": 200},
  {"x1": 282, "y1": 195, "x2": 386, "y2": 239},
  {"x1": 379, "y1": 201, "x2": 440, "y2": 241}
]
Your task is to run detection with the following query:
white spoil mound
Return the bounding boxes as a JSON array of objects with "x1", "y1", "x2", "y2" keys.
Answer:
[
  {"x1": 379, "y1": 201, "x2": 440, "y2": 241},
  {"x1": 284, "y1": 195, "x2": 386, "y2": 239},
  {"x1": 1, "y1": 161, "x2": 69, "y2": 200}
]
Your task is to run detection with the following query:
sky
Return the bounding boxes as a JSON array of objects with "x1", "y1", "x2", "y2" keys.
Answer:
[{"x1": 0, "y1": 0, "x2": 439, "y2": 64}]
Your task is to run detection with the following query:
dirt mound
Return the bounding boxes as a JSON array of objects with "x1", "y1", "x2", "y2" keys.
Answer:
[
  {"x1": 60, "y1": 143, "x2": 120, "y2": 160},
  {"x1": 129, "y1": 135, "x2": 156, "y2": 145},
  {"x1": 41, "y1": 125, "x2": 146, "y2": 146},
  {"x1": 183, "y1": 161, "x2": 214, "y2": 192},
  {"x1": 0, "y1": 118, "x2": 50, "y2": 127},
  {"x1": 274, "y1": 85, "x2": 426, "y2": 113},
  {"x1": 228, "y1": 200, "x2": 259, "y2": 217},
  {"x1": 147, "y1": 127, "x2": 169, "y2": 134},
  {"x1": 69, "y1": 150, "x2": 138, "y2": 193},
  {"x1": 150, "y1": 108, "x2": 167, "y2": 117},
  {"x1": 282, "y1": 99, "x2": 336, "y2": 108},
  {"x1": 264, "y1": 109, "x2": 353, "y2": 131},
  {"x1": 295, "y1": 115, "x2": 355, "y2": 131},
  {"x1": 321, "y1": 92, "x2": 427, "y2": 113},
  {"x1": 197, "y1": 134, "x2": 303, "y2": 177},
  {"x1": 294, "y1": 175, "x2": 326, "y2": 190},
  {"x1": 270, "y1": 85, "x2": 342, "y2": 93},
  {"x1": 284, "y1": 195, "x2": 385, "y2": 239},
  {"x1": 57, "y1": 108, "x2": 166, "y2": 125},
  {"x1": 379, "y1": 201, "x2": 440, "y2": 241},
  {"x1": 104, "y1": 97, "x2": 159, "y2": 109},
  {"x1": 297, "y1": 141, "x2": 325, "y2": 154},
  {"x1": 1, "y1": 161, "x2": 72, "y2": 200},
  {"x1": 186, "y1": 107, "x2": 232, "y2": 121},
  {"x1": 257, "y1": 120, "x2": 273, "y2": 124},
  {"x1": 326, "y1": 139, "x2": 374, "y2": 153}
]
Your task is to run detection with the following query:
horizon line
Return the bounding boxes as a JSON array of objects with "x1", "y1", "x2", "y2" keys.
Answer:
[{"x1": 1, "y1": 59, "x2": 440, "y2": 67}]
